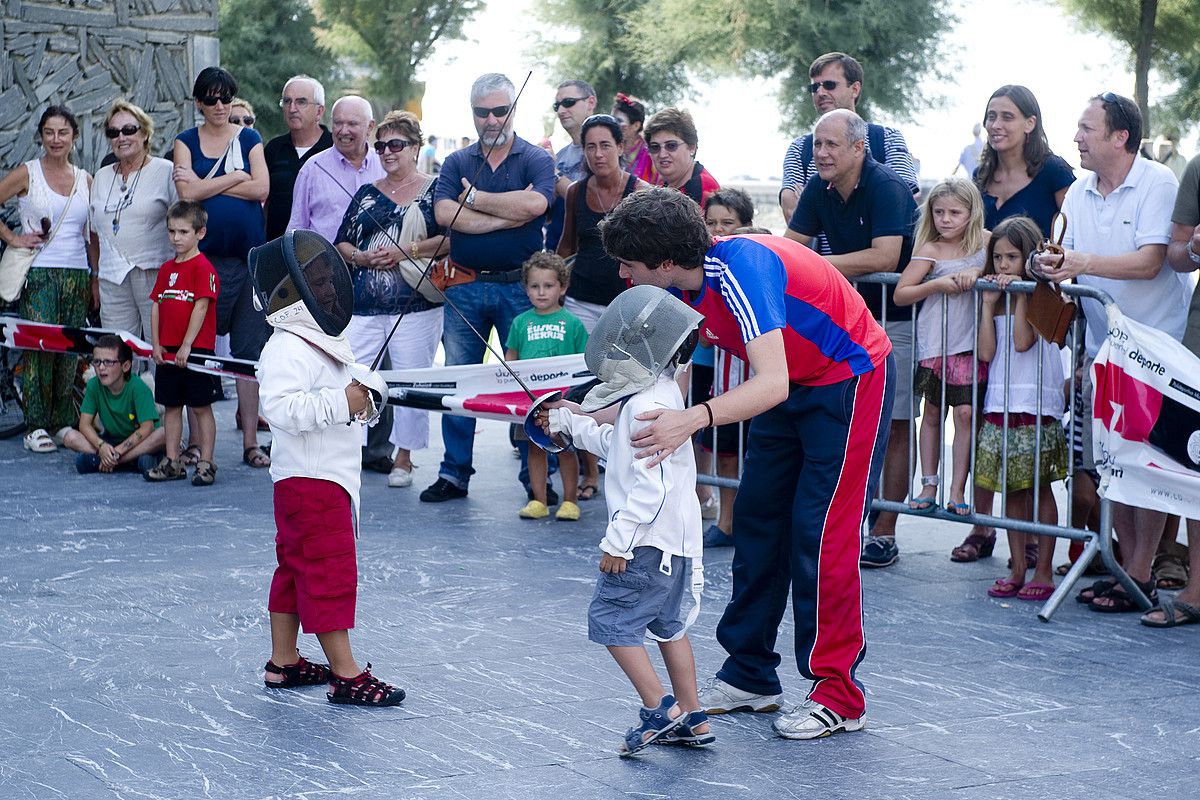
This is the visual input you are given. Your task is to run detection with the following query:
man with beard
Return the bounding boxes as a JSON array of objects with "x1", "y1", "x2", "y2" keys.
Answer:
[{"x1": 419, "y1": 73, "x2": 556, "y2": 503}]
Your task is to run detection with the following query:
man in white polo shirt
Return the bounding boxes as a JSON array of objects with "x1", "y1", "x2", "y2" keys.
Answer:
[{"x1": 1036, "y1": 92, "x2": 1185, "y2": 612}]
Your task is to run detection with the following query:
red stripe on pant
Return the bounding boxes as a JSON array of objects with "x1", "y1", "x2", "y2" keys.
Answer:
[
  {"x1": 268, "y1": 477, "x2": 358, "y2": 634},
  {"x1": 808, "y1": 360, "x2": 888, "y2": 719}
]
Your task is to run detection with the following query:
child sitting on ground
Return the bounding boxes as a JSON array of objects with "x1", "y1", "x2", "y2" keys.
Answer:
[
  {"x1": 62, "y1": 334, "x2": 165, "y2": 474},
  {"x1": 536, "y1": 285, "x2": 712, "y2": 756},
  {"x1": 506, "y1": 251, "x2": 588, "y2": 521},
  {"x1": 145, "y1": 200, "x2": 220, "y2": 486}
]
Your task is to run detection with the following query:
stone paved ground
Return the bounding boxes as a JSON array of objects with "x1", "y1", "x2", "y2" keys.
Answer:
[{"x1": 2, "y1": 403, "x2": 1197, "y2": 799}]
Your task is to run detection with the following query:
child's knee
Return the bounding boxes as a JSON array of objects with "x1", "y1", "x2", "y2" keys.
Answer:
[{"x1": 952, "y1": 405, "x2": 974, "y2": 427}]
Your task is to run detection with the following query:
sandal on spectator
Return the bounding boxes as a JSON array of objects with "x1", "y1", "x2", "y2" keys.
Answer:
[
  {"x1": 946, "y1": 501, "x2": 971, "y2": 516},
  {"x1": 618, "y1": 694, "x2": 684, "y2": 757},
  {"x1": 1153, "y1": 550, "x2": 1189, "y2": 591},
  {"x1": 1089, "y1": 578, "x2": 1157, "y2": 613},
  {"x1": 909, "y1": 475, "x2": 938, "y2": 513},
  {"x1": 951, "y1": 529, "x2": 995, "y2": 562},
  {"x1": 22, "y1": 428, "x2": 57, "y2": 453},
  {"x1": 264, "y1": 652, "x2": 332, "y2": 688},
  {"x1": 1140, "y1": 598, "x2": 1200, "y2": 628},
  {"x1": 192, "y1": 460, "x2": 217, "y2": 487},
  {"x1": 1016, "y1": 582, "x2": 1055, "y2": 602},
  {"x1": 1075, "y1": 578, "x2": 1117, "y2": 604},
  {"x1": 326, "y1": 663, "x2": 406, "y2": 706},
  {"x1": 987, "y1": 578, "x2": 1023, "y2": 598},
  {"x1": 657, "y1": 710, "x2": 716, "y2": 747},
  {"x1": 243, "y1": 446, "x2": 271, "y2": 468},
  {"x1": 578, "y1": 483, "x2": 599, "y2": 501},
  {"x1": 179, "y1": 444, "x2": 202, "y2": 467},
  {"x1": 145, "y1": 456, "x2": 187, "y2": 482}
]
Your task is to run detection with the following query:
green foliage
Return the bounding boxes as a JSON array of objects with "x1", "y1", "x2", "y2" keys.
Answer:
[
  {"x1": 538, "y1": 0, "x2": 690, "y2": 110},
  {"x1": 545, "y1": 0, "x2": 954, "y2": 134},
  {"x1": 218, "y1": 0, "x2": 336, "y2": 140},
  {"x1": 1059, "y1": 0, "x2": 1200, "y2": 135},
  {"x1": 316, "y1": 0, "x2": 483, "y2": 111}
]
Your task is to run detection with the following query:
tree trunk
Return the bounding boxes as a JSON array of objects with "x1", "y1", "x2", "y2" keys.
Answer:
[{"x1": 1134, "y1": 0, "x2": 1157, "y2": 135}]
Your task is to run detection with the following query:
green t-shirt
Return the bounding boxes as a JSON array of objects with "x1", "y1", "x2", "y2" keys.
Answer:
[
  {"x1": 79, "y1": 374, "x2": 160, "y2": 440},
  {"x1": 506, "y1": 307, "x2": 588, "y2": 360}
]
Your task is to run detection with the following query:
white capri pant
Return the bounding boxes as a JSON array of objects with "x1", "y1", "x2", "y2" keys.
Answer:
[
  {"x1": 563, "y1": 296, "x2": 606, "y2": 334},
  {"x1": 344, "y1": 308, "x2": 443, "y2": 452}
]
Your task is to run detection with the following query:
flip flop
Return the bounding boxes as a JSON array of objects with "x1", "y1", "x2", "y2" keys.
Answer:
[
  {"x1": 908, "y1": 496, "x2": 937, "y2": 513},
  {"x1": 1016, "y1": 582, "x2": 1055, "y2": 602},
  {"x1": 987, "y1": 578, "x2": 1024, "y2": 598},
  {"x1": 1140, "y1": 598, "x2": 1200, "y2": 628},
  {"x1": 946, "y1": 501, "x2": 971, "y2": 516}
]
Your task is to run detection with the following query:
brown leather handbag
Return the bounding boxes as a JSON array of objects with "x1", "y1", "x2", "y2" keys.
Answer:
[{"x1": 1027, "y1": 213, "x2": 1076, "y2": 347}]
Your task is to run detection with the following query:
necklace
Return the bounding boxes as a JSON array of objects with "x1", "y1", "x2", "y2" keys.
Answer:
[
  {"x1": 379, "y1": 172, "x2": 423, "y2": 198},
  {"x1": 105, "y1": 155, "x2": 148, "y2": 235},
  {"x1": 589, "y1": 175, "x2": 625, "y2": 214}
]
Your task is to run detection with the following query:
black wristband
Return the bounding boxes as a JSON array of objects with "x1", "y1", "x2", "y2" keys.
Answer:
[{"x1": 700, "y1": 401, "x2": 714, "y2": 428}]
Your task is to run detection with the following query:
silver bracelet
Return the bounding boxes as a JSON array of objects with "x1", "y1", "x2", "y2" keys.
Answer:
[{"x1": 1187, "y1": 240, "x2": 1200, "y2": 267}]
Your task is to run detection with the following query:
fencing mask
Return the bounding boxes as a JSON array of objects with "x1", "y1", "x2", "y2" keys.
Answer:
[
  {"x1": 581, "y1": 285, "x2": 703, "y2": 412},
  {"x1": 248, "y1": 230, "x2": 354, "y2": 336}
]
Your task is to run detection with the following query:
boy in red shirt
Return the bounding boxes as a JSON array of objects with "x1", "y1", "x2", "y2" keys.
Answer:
[{"x1": 145, "y1": 200, "x2": 221, "y2": 486}]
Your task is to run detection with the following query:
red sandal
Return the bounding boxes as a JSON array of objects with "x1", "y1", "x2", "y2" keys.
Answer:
[{"x1": 326, "y1": 663, "x2": 406, "y2": 706}]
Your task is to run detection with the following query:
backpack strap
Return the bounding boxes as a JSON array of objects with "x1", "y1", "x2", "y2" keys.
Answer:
[{"x1": 867, "y1": 123, "x2": 886, "y2": 163}]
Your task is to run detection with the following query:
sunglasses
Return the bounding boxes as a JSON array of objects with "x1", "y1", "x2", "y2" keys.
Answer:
[
  {"x1": 105, "y1": 124, "x2": 141, "y2": 139},
  {"x1": 374, "y1": 138, "x2": 415, "y2": 154},
  {"x1": 92, "y1": 358, "x2": 124, "y2": 368},
  {"x1": 553, "y1": 96, "x2": 588, "y2": 112},
  {"x1": 1100, "y1": 91, "x2": 1134, "y2": 134},
  {"x1": 472, "y1": 104, "x2": 512, "y2": 119},
  {"x1": 230, "y1": 115, "x2": 255, "y2": 126},
  {"x1": 197, "y1": 94, "x2": 233, "y2": 106},
  {"x1": 809, "y1": 80, "x2": 840, "y2": 94},
  {"x1": 584, "y1": 114, "x2": 618, "y2": 126},
  {"x1": 647, "y1": 140, "x2": 685, "y2": 155}
]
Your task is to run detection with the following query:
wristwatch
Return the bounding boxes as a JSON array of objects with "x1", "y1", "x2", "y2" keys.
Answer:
[
  {"x1": 1187, "y1": 240, "x2": 1200, "y2": 267},
  {"x1": 465, "y1": 187, "x2": 477, "y2": 208}
]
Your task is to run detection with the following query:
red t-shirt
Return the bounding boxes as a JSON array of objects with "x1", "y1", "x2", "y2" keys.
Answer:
[{"x1": 150, "y1": 253, "x2": 219, "y2": 350}]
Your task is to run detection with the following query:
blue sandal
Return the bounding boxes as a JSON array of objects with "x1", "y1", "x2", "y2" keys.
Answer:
[
  {"x1": 618, "y1": 694, "x2": 684, "y2": 757},
  {"x1": 658, "y1": 710, "x2": 716, "y2": 747}
]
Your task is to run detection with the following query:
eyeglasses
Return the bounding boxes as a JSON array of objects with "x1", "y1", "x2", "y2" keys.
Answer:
[
  {"x1": 553, "y1": 96, "x2": 589, "y2": 112},
  {"x1": 92, "y1": 358, "x2": 124, "y2": 368},
  {"x1": 1100, "y1": 91, "x2": 1134, "y2": 134},
  {"x1": 279, "y1": 97, "x2": 314, "y2": 108},
  {"x1": 105, "y1": 124, "x2": 141, "y2": 139},
  {"x1": 647, "y1": 140, "x2": 685, "y2": 154},
  {"x1": 584, "y1": 114, "x2": 618, "y2": 126},
  {"x1": 197, "y1": 94, "x2": 233, "y2": 106},
  {"x1": 230, "y1": 115, "x2": 254, "y2": 126},
  {"x1": 472, "y1": 104, "x2": 512, "y2": 119},
  {"x1": 809, "y1": 80, "x2": 840, "y2": 94},
  {"x1": 374, "y1": 138, "x2": 415, "y2": 154}
]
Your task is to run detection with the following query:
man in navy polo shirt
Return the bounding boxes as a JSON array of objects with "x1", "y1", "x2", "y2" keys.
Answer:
[
  {"x1": 785, "y1": 109, "x2": 918, "y2": 569},
  {"x1": 420, "y1": 72, "x2": 556, "y2": 503}
]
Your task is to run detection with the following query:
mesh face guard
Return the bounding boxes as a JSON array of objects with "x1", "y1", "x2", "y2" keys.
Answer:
[
  {"x1": 581, "y1": 285, "x2": 704, "y2": 411},
  {"x1": 249, "y1": 230, "x2": 355, "y2": 336}
]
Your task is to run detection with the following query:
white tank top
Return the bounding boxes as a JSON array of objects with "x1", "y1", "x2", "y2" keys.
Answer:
[
  {"x1": 18, "y1": 159, "x2": 89, "y2": 270},
  {"x1": 983, "y1": 314, "x2": 1065, "y2": 417}
]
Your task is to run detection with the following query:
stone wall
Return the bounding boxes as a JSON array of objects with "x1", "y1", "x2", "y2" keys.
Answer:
[{"x1": 0, "y1": 0, "x2": 218, "y2": 173}]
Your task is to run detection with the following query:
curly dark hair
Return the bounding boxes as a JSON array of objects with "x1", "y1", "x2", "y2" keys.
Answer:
[
  {"x1": 521, "y1": 251, "x2": 571, "y2": 287},
  {"x1": 599, "y1": 188, "x2": 711, "y2": 270}
]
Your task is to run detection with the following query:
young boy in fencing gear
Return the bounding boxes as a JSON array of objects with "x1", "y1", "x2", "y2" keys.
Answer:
[
  {"x1": 537, "y1": 284, "x2": 711, "y2": 755},
  {"x1": 251, "y1": 230, "x2": 402, "y2": 706}
]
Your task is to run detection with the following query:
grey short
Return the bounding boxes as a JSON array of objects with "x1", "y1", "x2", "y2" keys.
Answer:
[
  {"x1": 587, "y1": 546, "x2": 692, "y2": 647},
  {"x1": 210, "y1": 255, "x2": 271, "y2": 361},
  {"x1": 885, "y1": 319, "x2": 919, "y2": 420},
  {"x1": 1079, "y1": 359, "x2": 1096, "y2": 471}
]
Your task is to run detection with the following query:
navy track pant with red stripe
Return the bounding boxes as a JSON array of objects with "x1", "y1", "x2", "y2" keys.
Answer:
[{"x1": 715, "y1": 354, "x2": 893, "y2": 719}]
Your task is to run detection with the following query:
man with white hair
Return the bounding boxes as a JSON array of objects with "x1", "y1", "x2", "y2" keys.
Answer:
[
  {"x1": 264, "y1": 75, "x2": 333, "y2": 240},
  {"x1": 419, "y1": 72, "x2": 556, "y2": 503},
  {"x1": 286, "y1": 95, "x2": 382, "y2": 241}
]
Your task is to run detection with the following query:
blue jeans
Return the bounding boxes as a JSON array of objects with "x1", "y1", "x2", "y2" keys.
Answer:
[{"x1": 437, "y1": 280, "x2": 531, "y2": 488}]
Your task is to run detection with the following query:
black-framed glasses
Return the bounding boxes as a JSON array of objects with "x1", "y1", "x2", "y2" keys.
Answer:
[
  {"x1": 553, "y1": 96, "x2": 588, "y2": 112},
  {"x1": 1100, "y1": 91, "x2": 1134, "y2": 133},
  {"x1": 647, "y1": 140, "x2": 684, "y2": 154},
  {"x1": 472, "y1": 104, "x2": 512, "y2": 119},
  {"x1": 374, "y1": 138, "x2": 414, "y2": 154},
  {"x1": 279, "y1": 97, "x2": 313, "y2": 108},
  {"x1": 105, "y1": 124, "x2": 140, "y2": 139},
  {"x1": 92, "y1": 358, "x2": 123, "y2": 368},
  {"x1": 809, "y1": 80, "x2": 840, "y2": 94},
  {"x1": 197, "y1": 94, "x2": 233, "y2": 106},
  {"x1": 230, "y1": 115, "x2": 255, "y2": 126}
]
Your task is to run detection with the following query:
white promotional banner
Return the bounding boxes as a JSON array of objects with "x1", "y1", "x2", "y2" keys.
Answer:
[{"x1": 1091, "y1": 306, "x2": 1200, "y2": 517}]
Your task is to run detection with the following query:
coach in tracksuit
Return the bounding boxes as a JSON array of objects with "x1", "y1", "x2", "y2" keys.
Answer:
[{"x1": 598, "y1": 187, "x2": 894, "y2": 740}]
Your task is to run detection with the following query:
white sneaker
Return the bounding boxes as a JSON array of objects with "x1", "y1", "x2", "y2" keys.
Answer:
[
  {"x1": 699, "y1": 495, "x2": 719, "y2": 520},
  {"x1": 387, "y1": 467, "x2": 413, "y2": 488},
  {"x1": 772, "y1": 698, "x2": 865, "y2": 740},
  {"x1": 698, "y1": 677, "x2": 782, "y2": 714}
]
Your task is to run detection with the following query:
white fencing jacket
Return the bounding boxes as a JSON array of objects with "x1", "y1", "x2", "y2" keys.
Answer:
[{"x1": 557, "y1": 374, "x2": 702, "y2": 562}]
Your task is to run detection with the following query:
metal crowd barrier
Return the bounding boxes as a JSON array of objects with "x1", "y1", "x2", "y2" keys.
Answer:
[{"x1": 693, "y1": 270, "x2": 1144, "y2": 622}]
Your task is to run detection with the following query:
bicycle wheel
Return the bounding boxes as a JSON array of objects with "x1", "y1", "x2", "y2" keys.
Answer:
[{"x1": 0, "y1": 348, "x2": 24, "y2": 438}]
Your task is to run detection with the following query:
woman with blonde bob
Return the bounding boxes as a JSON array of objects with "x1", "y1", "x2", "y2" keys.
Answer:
[{"x1": 90, "y1": 99, "x2": 178, "y2": 343}]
